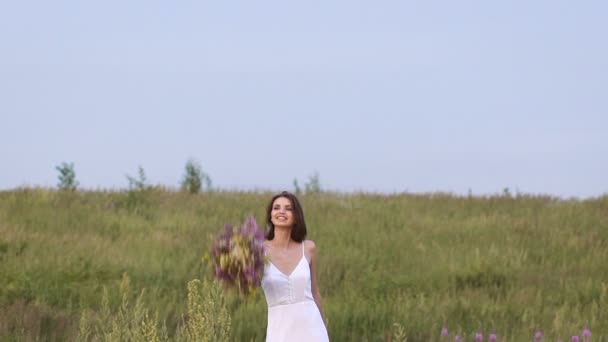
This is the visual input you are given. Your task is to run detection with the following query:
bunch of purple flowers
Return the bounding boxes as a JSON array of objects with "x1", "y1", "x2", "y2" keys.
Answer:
[{"x1": 210, "y1": 216, "x2": 266, "y2": 295}]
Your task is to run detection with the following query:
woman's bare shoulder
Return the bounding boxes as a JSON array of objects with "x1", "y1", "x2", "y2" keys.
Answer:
[{"x1": 303, "y1": 239, "x2": 317, "y2": 254}]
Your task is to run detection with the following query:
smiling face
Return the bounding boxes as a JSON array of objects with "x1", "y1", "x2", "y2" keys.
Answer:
[
  {"x1": 264, "y1": 191, "x2": 307, "y2": 242},
  {"x1": 270, "y1": 196, "x2": 295, "y2": 228}
]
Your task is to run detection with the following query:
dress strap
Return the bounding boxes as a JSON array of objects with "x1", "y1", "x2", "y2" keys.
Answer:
[{"x1": 301, "y1": 241, "x2": 305, "y2": 258}]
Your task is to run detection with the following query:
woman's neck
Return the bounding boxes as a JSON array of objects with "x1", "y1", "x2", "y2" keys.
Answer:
[{"x1": 272, "y1": 226, "x2": 293, "y2": 249}]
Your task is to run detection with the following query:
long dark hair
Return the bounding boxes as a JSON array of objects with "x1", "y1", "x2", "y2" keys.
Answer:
[{"x1": 265, "y1": 191, "x2": 307, "y2": 242}]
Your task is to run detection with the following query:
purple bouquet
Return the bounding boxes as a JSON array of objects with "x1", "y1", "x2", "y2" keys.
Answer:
[{"x1": 210, "y1": 216, "x2": 266, "y2": 295}]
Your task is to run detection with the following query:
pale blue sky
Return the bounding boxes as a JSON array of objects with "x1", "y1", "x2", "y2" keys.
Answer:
[{"x1": 1, "y1": 1, "x2": 606, "y2": 198}]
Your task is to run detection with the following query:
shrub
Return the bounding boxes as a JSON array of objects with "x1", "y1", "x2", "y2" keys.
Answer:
[
  {"x1": 56, "y1": 162, "x2": 78, "y2": 191},
  {"x1": 124, "y1": 166, "x2": 154, "y2": 212},
  {"x1": 305, "y1": 171, "x2": 322, "y2": 194},
  {"x1": 293, "y1": 178, "x2": 302, "y2": 195},
  {"x1": 180, "y1": 159, "x2": 212, "y2": 194}
]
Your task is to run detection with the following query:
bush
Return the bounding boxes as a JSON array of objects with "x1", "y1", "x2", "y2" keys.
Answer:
[
  {"x1": 56, "y1": 162, "x2": 78, "y2": 191},
  {"x1": 305, "y1": 171, "x2": 322, "y2": 194},
  {"x1": 180, "y1": 160, "x2": 212, "y2": 194},
  {"x1": 124, "y1": 166, "x2": 154, "y2": 213},
  {"x1": 293, "y1": 178, "x2": 302, "y2": 195}
]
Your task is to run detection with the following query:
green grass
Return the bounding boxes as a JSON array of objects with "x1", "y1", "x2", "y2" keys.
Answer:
[{"x1": 0, "y1": 189, "x2": 606, "y2": 341}]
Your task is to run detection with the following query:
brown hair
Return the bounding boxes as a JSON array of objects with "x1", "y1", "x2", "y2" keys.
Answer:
[{"x1": 265, "y1": 191, "x2": 307, "y2": 242}]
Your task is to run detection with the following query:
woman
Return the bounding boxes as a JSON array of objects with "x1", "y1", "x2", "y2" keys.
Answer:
[{"x1": 261, "y1": 191, "x2": 329, "y2": 342}]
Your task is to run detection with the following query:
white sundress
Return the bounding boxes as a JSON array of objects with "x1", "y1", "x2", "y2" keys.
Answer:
[{"x1": 261, "y1": 243, "x2": 329, "y2": 342}]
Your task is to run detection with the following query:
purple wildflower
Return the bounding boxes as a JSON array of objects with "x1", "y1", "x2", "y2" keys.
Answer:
[
  {"x1": 454, "y1": 336, "x2": 462, "y2": 342},
  {"x1": 210, "y1": 216, "x2": 266, "y2": 294},
  {"x1": 441, "y1": 327, "x2": 448, "y2": 336},
  {"x1": 475, "y1": 332, "x2": 483, "y2": 341},
  {"x1": 582, "y1": 328, "x2": 591, "y2": 339},
  {"x1": 220, "y1": 224, "x2": 233, "y2": 239},
  {"x1": 489, "y1": 333, "x2": 497, "y2": 342},
  {"x1": 572, "y1": 336, "x2": 580, "y2": 342},
  {"x1": 241, "y1": 215, "x2": 263, "y2": 240}
]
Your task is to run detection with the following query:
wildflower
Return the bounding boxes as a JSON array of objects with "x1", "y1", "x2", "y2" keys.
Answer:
[
  {"x1": 475, "y1": 332, "x2": 483, "y2": 341},
  {"x1": 454, "y1": 336, "x2": 462, "y2": 342},
  {"x1": 210, "y1": 216, "x2": 266, "y2": 295},
  {"x1": 582, "y1": 328, "x2": 591, "y2": 340},
  {"x1": 489, "y1": 333, "x2": 497, "y2": 341},
  {"x1": 534, "y1": 330, "x2": 542, "y2": 341},
  {"x1": 441, "y1": 327, "x2": 448, "y2": 336},
  {"x1": 572, "y1": 336, "x2": 580, "y2": 342}
]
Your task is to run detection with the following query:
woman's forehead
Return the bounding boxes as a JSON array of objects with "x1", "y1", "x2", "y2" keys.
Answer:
[{"x1": 273, "y1": 196, "x2": 293, "y2": 206}]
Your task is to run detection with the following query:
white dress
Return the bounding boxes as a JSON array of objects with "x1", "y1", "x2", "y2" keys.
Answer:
[{"x1": 261, "y1": 243, "x2": 329, "y2": 342}]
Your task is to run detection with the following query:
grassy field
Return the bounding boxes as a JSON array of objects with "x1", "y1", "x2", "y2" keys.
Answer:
[{"x1": 0, "y1": 188, "x2": 607, "y2": 341}]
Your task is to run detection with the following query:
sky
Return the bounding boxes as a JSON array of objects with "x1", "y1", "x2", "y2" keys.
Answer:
[{"x1": 1, "y1": 1, "x2": 606, "y2": 198}]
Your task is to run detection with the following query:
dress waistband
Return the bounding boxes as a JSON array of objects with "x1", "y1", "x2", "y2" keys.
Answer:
[{"x1": 267, "y1": 298, "x2": 315, "y2": 309}]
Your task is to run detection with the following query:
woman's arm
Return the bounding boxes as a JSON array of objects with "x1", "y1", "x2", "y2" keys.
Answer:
[{"x1": 306, "y1": 240, "x2": 325, "y2": 321}]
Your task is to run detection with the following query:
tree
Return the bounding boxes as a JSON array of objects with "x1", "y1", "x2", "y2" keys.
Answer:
[
  {"x1": 181, "y1": 159, "x2": 212, "y2": 194},
  {"x1": 293, "y1": 178, "x2": 302, "y2": 195},
  {"x1": 126, "y1": 166, "x2": 149, "y2": 192},
  {"x1": 124, "y1": 166, "x2": 153, "y2": 212},
  {"x1": 56, "y1": 162, "x2": 78, "y2": 191},
  {"x1": 304, "y1": 171, "x2": 321, "y2": 194}
]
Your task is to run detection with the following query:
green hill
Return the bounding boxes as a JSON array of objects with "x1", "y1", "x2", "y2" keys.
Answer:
[{"x1": 1, "y1": 189, "x2": 606, "y2": 341}]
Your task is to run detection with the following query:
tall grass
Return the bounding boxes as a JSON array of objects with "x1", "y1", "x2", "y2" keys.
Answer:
[{"x1": 0, "y1": 189, "x2": 606, "y2": 340}]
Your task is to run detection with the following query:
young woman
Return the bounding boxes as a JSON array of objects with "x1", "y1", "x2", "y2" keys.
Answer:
[{"x1": 261, "y1": 191, "x2": 329, "y2": 342}]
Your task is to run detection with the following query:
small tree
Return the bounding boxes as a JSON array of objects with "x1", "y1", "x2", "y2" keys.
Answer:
[
  {"x1": 124, "y1": 166, "x2": 152, "y2": 212},
  {"x1": 304, "y1": 171, "x2": 321, "y2": 194},
  {"x1": 181, "y1": 159, "x2": 212, "y2": 194},
  {"x1": 126, "y1": 166, "x2": 149, "y2": 192},
  {"x1": 293, "y1": 178, "x2": 302, "y2": 195},
  {"x1": 56, "y1": 162, "x2": 78, "y2": 191}
]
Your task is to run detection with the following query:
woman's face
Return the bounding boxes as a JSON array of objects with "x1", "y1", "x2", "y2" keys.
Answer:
[{"x1": 270, "y1": 196, "x2": 295, "y2": 228}]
